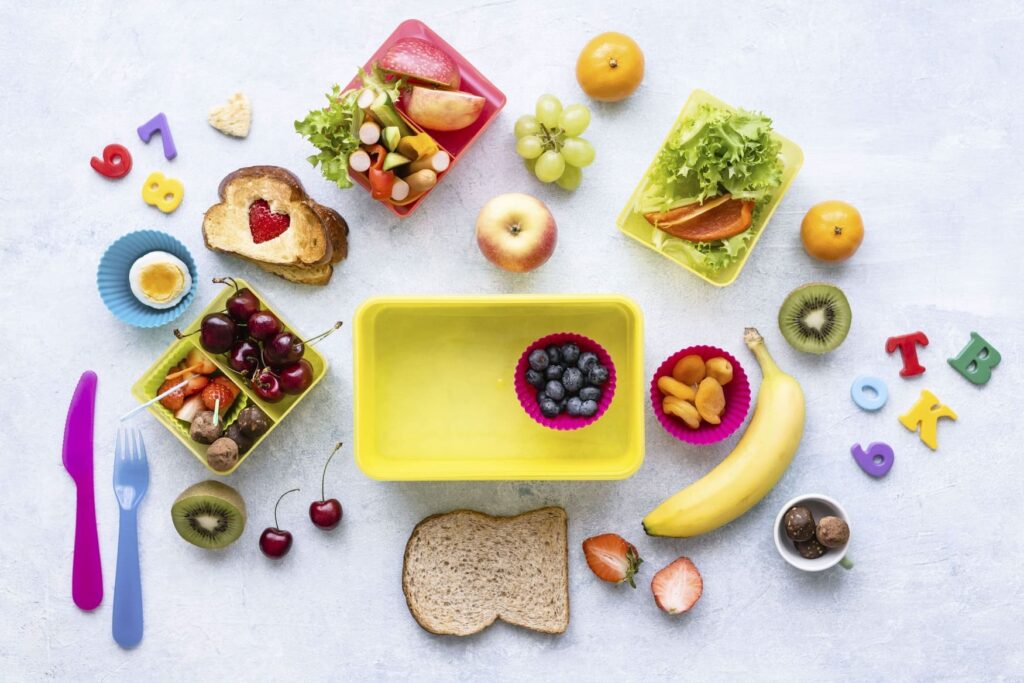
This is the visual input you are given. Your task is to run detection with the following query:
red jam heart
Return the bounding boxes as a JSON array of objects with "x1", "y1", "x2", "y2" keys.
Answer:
[{"x1": 248, "y1": 200, "x2": 291, "y2": 243}]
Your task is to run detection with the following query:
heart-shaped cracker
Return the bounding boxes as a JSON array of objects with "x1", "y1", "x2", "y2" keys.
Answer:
[{"x1": 208, "y1": 92, "x2": 251, "y2": 138}]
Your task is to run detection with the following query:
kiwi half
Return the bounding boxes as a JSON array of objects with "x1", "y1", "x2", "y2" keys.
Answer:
[
  {"x1": 171, "y1": 480, "x2": 247, "y2": 549},
  {"x1": 778, "y1": 283, "x2": 852, "y2": 354}
]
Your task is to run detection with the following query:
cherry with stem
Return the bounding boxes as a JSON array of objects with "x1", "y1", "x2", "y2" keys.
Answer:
[
  {"x1": 259, "y1": 488, "x2": 300, "y2": 558},
  {"x1": 309, "y1": 442, "x2": 344, "y2": 530}
]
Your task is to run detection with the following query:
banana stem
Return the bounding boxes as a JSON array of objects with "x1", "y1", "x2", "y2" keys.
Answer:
[{"x1": 744, "y1": 327, "x2": 781, "y2": 377}]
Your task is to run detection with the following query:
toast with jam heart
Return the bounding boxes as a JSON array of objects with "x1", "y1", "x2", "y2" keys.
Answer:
[{"x1": 203, "y1": 166, "x2": 348, "y2": 285}]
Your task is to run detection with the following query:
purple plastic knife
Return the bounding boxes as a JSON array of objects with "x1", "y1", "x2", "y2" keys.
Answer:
[{"x1": 62, "y1": 371, "x2": 103, "y2": 610}]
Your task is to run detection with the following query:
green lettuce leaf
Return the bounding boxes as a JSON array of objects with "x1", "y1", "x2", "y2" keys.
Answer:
[
  {"x1": 635, "y1": 104, "x2": 784, "y2": 273},
  {"x1": 295, "y1": 85, "x2": 363, "y2": 189}
]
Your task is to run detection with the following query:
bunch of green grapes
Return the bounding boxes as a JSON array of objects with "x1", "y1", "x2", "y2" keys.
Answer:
[{"x1": 513, "y1": 94, "x2": 595, "y2": 191}]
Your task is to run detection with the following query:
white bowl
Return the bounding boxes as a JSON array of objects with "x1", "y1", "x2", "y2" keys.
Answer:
[{"x1": 773, "y1": 493, "x2": 851, "y2": 572}]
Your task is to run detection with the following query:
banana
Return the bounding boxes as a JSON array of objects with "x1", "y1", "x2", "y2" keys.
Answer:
[{"x1": 643, "y1": 328, "x2": 805, "y2": 537}]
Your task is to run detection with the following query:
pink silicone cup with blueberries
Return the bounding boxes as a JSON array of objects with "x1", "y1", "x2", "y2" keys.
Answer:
[
  {"x1": 651, "y1": 345, "x2": 751, "y2": 445},
  {"x1": 515, "y1": 333, "x2": 616, "y2": 431}
]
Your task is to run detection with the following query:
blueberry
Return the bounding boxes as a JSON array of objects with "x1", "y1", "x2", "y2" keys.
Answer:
[
  {"x1": 528, "y1": 349, "x2": 550, "y2": 372},
  {"x1": 580, "y1": 399, "x2": 598, "y2": 417},
  {"x1": 526, "y1": 368, "x2": 546, "y2": 388},
  {"x1": 546, "y1": 364, "x2": 565, "y2": 380},
  {"x1": 562, "y1": 367, "x2": 583, "y2": 394},
  {"x1": 579, "y1": 386, "x2": 602, "y2": 402},
  {"x1": 545, "y1": 345, "x2": 562, "y2": 365},
  {"x1": 561, "y1": 343, "x2": 580, "y2": 365},
  {"x1": 544, "y1": 380, "x2": 565, "y2": 401},
  {"x1": 559, "y1": 398, "x2": 568, "y2": 413},
  {"x1": 539, "y1": 399, "x2": 560, "y2": 418},
  {"x1": 587, "y1": 364, "x2": 609, "y2": 387},
  {"x1": 566, "y1": 396, "x2": 583, "y2": 416},
  {"x1": 577, "y1": 351, "x2": 599, "y2": 372}
]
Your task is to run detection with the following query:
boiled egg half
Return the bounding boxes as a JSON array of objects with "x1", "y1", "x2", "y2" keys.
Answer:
[{"x1": 129, "y1": 251, "x2": 192, "y2": 309}]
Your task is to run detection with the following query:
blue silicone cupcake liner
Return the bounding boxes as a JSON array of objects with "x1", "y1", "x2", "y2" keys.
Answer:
[{"x1": 97, "y1": 230, "x2": 198, "y2": 328}]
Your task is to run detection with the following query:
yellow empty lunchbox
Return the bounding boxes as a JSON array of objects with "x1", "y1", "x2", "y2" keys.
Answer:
[{"x1": 353, "y1": 295, "x2": 645, "y2": 480}]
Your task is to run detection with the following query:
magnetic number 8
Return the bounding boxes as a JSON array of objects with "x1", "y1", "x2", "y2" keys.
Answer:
[{"x1": 142, "y1": 171, "x2": 184, "y2": 214}]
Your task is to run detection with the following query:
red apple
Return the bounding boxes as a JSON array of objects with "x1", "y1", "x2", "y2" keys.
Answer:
[
  {"x1": 405, "y1": 86, "x2": 485, "y2": 132},
  {"x1": 380, "y1": 38, "x2": 460, "y2": 89},
  {"x1": 476, "y1": 193, "x2": 557, "y2": 273}
]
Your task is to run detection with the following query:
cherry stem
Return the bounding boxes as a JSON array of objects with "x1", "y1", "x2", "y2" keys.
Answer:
[
  {"x1": 320, "y1": 442, "x2": 344, "y2": 501},
  {"x1": 212, "y1": 276, "x2": 240, "y2": 292},
  {"x1": 173, "y1": 328, "x2": 199, "y2": 339},
  {"x1": 304, "y1": 321, "x2": 344, "y2": 347},
  {"x1": 273, "y1": 488, "x2": 300, "y2": 529}
]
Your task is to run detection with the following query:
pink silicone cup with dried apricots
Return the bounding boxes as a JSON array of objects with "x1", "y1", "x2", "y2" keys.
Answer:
[
  {"x1": 515, "y1": 333, "x2": 616, "y2": 431},
  {"x1": 650, "y1": 345, "x2": 751, "y2": 445},
  {"x1": 344, "y1": 19, "x2": 507, "y2": 218}
]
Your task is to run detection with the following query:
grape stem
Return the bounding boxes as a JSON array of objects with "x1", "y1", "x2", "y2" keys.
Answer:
[{"x1": 538, "y1": 123, "x2": 565, "y2": 152}]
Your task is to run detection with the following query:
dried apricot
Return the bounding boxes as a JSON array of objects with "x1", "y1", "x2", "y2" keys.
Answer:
[
  {"x1": 663, "y1": 396, "x2": 701, "y2": 429},
  {"x1": 705, "y1": 357, "x2": 733, "y2": 385},
  {"x1": 657, "y1": 376, "x2": 696, "y2": 401},
  {"x1": 672, "y1": 355, "x2": 706, "y2": 385},
  {"x1": 695, "y1": 377, "x2": 725, "y2": 425}
]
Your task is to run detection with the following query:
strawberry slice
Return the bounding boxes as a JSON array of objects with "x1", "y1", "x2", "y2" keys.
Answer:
[
  {"x1": 158, "y1": 378, "x2": 185, "y2": 411},
  {"x1": 651, "y1": 557, "x2": 703, "y2": 614},
  {"x1": 183, "y1": 374, "x2": 209, "y2": 397},
  {"x1": 582, "y1": 533, "x2": 642, "y2": 588}
]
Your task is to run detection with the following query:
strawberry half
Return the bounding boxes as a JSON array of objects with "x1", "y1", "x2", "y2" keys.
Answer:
[
  {"x1": 651, "y1": 557, "x2": 703, "y2": 614},
  {"x1": 582, "y1": 533, "x2": 642, "y2": 588},
  {"x1": 201, "y1": 381, "x2": 237, "y2": 414}
]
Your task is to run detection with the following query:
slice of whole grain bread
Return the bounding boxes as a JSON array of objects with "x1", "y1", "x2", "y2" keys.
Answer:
[{"x1": 402, "y1": 507, "x2": 568, "y2": 636}]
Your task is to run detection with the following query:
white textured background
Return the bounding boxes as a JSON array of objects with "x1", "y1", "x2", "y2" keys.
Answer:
[{"x1": 2, "y1": 1, "x2": 1022, "y2": 680}]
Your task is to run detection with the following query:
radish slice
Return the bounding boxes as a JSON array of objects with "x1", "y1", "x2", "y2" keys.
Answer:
[
  {"x1": 390, "y1": 178, "x2": 410, "y2": 202},
  {"x1": 359, "y1": 121, "x2": 381, "y2": 145},
  {"x1": 349, "y1": 149, "x2": 371, "y2": 173},
  {"x1": 356, "y1": 88, "x2": 375, "y2": 109}
]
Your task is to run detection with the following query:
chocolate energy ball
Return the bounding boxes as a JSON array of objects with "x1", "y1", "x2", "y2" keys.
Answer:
[
  {"x1": 783, "y1": 505, "x2": 815, "y2": 542},
  {"x1": 237, "y1": 405, "x2": 271, "y2": 438},
  {"x1": 189, "y1": 411, "x2": 223, "y2": 445},
  {"x1": 206, "y1": 437, "x2": 239, "y2": 472},
  {"x1": 225, "y1": 423, "x2": 254, "y2": 454},
  {"x1": 795, "y1": 537, "x2": 828, "y2": 559},
  {"x1": 816, "y1": 516, "x2": 850, "y2": 548}
]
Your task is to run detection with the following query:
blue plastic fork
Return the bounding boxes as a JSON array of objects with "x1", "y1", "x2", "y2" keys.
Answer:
[{"x1": 112, "y1": 428, "x2": 149, "y2": 648}]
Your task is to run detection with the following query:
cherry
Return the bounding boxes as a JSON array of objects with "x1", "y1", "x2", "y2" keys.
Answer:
[
  {"x1": 264, "y1": 322, "x2": 344, "y2": 368},
  {"x1": 259, "y1": 488, "x2": 300, "y2": 558},
  {"x1": 248, "y1": 311, "x2": 282, "y2": 342},
  {"x1": 264, "y1": 331, "x2": 304, "y2": 367},
  {"x1": 252, "y1": 368, "x2": 283, "y2": 402},
  {"x1": 176, "y1": 313, "x2": 235, "y2": 354},
  {"x1": 309, "y1": 442, "x2": 344, "y2": 530},
  {"x1": 279, "y1": 359, "x2": 314, "y2": 394},
  {"x1": 214, "y1": 277, "x2": 261, "y2": 323},
  {"x1": 227, "y1": 340, "x2": 261, "y2": 373}
]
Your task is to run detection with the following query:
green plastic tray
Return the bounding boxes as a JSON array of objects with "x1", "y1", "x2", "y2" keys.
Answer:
[{"x1": 131, "y1": 278, "x2": 327, "y2": 475}]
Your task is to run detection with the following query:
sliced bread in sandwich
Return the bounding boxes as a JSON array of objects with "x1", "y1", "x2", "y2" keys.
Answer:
[
  {"x1": 245, "y1": 203, "x2": 349, "y2": 286},
  {"x1": 203, "y1": 166, "x2": 348, "y2": 282},
  {"x1": 402, "y1": 507, "x2": 568, "y2": 636}
]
